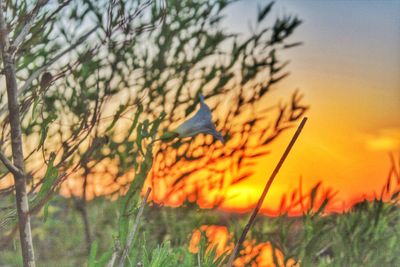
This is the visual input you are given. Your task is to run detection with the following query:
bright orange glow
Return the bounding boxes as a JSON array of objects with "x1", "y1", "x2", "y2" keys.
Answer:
[
  {"x1": 57, "y1": 131, "x2": 400, "y2": 216},
  {"x1": 189, "y1": 225, "x2": 299, "y2": 267},
  {"x1": 189, "y1": 225, "x2": 232, "y2": 256}
]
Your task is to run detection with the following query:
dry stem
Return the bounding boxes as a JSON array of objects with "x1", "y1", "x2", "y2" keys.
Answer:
[{"x1": 226, "y1": 117, "x2": 308, "y2": 267}]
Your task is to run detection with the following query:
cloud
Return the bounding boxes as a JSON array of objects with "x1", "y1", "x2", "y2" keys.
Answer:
[{"x1": 365, "y1": 127, "x2": 400, "y2": 151}]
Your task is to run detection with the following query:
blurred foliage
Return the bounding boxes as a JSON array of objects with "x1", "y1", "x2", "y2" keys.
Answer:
[
  {"x1": 4, "y1": 0, "x2": 307, "y2": 199},
  {"x1": 0, "y1": 0, "x2": 307, "y2": 225}
]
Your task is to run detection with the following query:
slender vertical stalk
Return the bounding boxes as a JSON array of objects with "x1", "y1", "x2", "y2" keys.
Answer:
[
  {"x1": 0, "y1": 1, "x2": 35, "y2": 266},
  {"x1": 226, "y1": 117, "x2": 307, "y2": 267},
  {"x1": 117, "y1": 187, "x2": 152, "y2": 267},
  {"x1": 75, "y1": 169, "x2": 92, "y2": 254},
  {"x1": 107, "y1": 187, "x2": 152, "y2": 267},
  {"x1": 81, "y1": 174, "x2": 92, "y2": 253}
]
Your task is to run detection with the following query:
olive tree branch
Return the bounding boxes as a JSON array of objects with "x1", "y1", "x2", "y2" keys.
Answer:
[
  {"x1": 18, "y1": 25, "x2": 99, "y2": 96},
  {"x1": 0, "y1": 150, "x2": 24, "y2": 177},
  {"x1": 0, "y1": 0, "x2": 36, "y2": 265},
  {"x1": 11, "y1": 0, "x2": 50, "y2": 53},
  {"x1": 0, "y1": 25, "x2": 99, "y2": 117}
]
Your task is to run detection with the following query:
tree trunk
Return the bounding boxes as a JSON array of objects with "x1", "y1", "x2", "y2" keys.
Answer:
[{"x1": 0, "y1": 2, "x2": 36, "y2": 266}]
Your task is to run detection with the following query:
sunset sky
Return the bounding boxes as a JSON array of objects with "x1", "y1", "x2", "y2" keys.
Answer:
[
  {"x1": 219, "y1": 0, "x2": 400, "y2": 213},
  {"x1": 41, "y1": 1, "x2": 400, "y2": 215}
]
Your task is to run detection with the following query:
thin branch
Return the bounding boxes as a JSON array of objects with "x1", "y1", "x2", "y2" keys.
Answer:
[
  {"x1": 226, "y1": 117, "x2": 308, "y2": 267},
  {"x1": 0, "y1": 150, "x2": 24, "y2": 176},
  {"x1": 110, "y1": 187, "x2": 152, "y2": 267},
  {"x1": 11, "y1": 0, "x2": 50, "y2": 52},
  {"x1": 0, "y1": 25, "x2": 99, "y2": 116},
  {"x1": 0, "y1": 0, "x2": 10, "y2": 51},
  {"x1": 42, "y1": 0, "x2": 72, "y2": 28},
  {"x1": 106, "y1": 240, "x2": 121, "y2": 267},
  {"x1": 18, "y1": 25, "x2": 99, "y2": 95}
]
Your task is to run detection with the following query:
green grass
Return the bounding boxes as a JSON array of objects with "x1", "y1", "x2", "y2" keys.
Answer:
[{"x1": 1, "y1": 187, "x2": 399, "y2": 266}]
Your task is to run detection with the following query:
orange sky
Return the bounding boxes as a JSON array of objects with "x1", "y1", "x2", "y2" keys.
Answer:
[
  {"x1": 32, "y1": 1, "x2": 400, "y2": 216},
  {"x1": 217, "y1": 0, "x2": 400, "y2": 214}
]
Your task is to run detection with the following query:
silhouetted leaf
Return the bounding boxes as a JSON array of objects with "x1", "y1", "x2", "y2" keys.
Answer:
[{"x1": 258, "y1": 2, "x2": 274, "y2": 22}]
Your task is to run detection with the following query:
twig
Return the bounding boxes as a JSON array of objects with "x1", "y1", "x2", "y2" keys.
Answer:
[
  {"x1": 0, "y1": 150, "x2": 24, "y2": 176},
  {"x1": 11, "y1": 0, "x2": 50, "y2": 52},
  {"x1": 0, "y1": 25, "x2": 99, "y2": 117},
  {"x1": 226, "y1": 117, "x2": 308, "y2": 267},
  {"x1": 315, "y1": 242, "x2": 332, "y2": 258},
  {"x1": 197, "y1": 247, "x2": 201, "y2": 267},
  {"x1": 109, "y1": 187, "x2": 152, "y2": 267},
  {"x1": 106, "y1": 240, "x2": 121, "y2": 267},
  {"x1": 18, "y1": 25, "x2": 99, "y2": 95}
]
